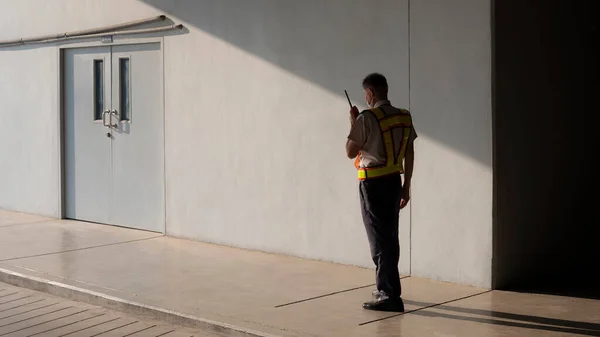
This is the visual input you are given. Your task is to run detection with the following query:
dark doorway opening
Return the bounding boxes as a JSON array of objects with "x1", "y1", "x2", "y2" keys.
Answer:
[{"x1": 493, "y1": 0, "x2": 599, "y2": 298}]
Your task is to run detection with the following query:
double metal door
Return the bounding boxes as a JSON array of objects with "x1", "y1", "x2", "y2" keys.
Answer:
[{"x1": 64, "y1": 43, "x2": 164, "y2": 232}]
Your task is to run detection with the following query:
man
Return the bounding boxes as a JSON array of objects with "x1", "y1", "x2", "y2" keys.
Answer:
[{"x1": 346, "y1": 73, "x2": 417, "y2": 312}]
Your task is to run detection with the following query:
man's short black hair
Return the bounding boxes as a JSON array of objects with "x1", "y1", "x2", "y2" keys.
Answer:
[{"x1": 362, "y1": 73, "x2": 388, "y2": 97}]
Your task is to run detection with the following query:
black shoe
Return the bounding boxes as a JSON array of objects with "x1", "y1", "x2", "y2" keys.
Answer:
[{"x1": 363, "y1": 297, "x2": 405, "y2": 312}]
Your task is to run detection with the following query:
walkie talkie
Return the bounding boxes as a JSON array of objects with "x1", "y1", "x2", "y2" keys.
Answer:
[{"x1": 344, "y1": 90, "x2": 353, "y2": 108}]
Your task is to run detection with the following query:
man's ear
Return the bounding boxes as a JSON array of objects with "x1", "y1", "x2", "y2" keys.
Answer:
[{"x1": 364, "y1": 88, "x2": 372, "y2": 103}]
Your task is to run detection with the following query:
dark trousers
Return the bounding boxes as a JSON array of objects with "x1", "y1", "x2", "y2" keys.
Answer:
[{"x1": 359, "y1": 173, "x2": 402, "y2": 298}]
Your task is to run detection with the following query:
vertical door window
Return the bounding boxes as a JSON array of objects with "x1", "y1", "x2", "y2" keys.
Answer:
[
  {"x1": 93, "y1": 60, "x2": 104, "y2": 121},
  {"x1": 119, "y1": 58, "x2": 131, "y2": 122}
]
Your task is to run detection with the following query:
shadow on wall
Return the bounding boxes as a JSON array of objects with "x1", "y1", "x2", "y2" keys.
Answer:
[{"x1": 139, "y1": 0, "x2": 492, "y2": 168}]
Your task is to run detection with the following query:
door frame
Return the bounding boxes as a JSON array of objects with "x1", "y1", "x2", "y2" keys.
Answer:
[{"x1": 57, "y1": 36, "x2": 166, "y2": 233}]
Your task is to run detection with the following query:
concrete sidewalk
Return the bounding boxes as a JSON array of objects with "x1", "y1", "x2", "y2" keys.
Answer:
[{"x1": 1, "y1": 210, "x2": 599, "y2": 337}]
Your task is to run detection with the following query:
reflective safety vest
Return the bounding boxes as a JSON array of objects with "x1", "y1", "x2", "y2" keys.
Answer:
[{"x1": 354, "y1": 107, "x2": 413, "y2": 181}]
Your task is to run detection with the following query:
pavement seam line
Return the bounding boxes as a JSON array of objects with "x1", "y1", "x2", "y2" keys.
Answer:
[
  {"x1": 358, "y1": 290, "x2": 493, "y2": 326},
  {"x1": 154, "y1": 329, "x2": 177, "y2": 337},
  {"x1": 121, "y1": 324, "x2": 157, "y2": 337},
  {"x1": 26, "y1": 312, "x2": 107, "y2": 337},
  {"x1": 275, "y1": 276, "x2": 412, "y2": 308},
  {"x1": 88, "y1": 320, "x2": 139, "y2": 337},
  {"x1": 0, "y1": 302, "x2": 60, "y2": 320},
  {"x1": 0, "y1": 299, "x2": 46, "y2": 313},
  {"x1": 0, "y1": 296, "x2": 32, "y2": 305},
  {"x1": 0, "y1": 236, "x2": 163, "y2": 262},
  {"x1": 0, "y1": 306, "x2": 73, "y2": 328},
  {"x1": 0, "y1": 292, "x2": 19, "y2": 299},
  {"x1": 57, "y1": 316, "x2": 122, "y2": 337},
  {"x1": 275, "y1": 284, "x2": 376, "y2": 308},
  {"x1": 0, "y1": 219, "x2": 56, "y2": 229}
]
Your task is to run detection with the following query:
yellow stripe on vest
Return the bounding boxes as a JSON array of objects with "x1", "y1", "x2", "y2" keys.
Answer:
[{"x1": 379, "y1": 115, "x2": 412, "y2": 132}]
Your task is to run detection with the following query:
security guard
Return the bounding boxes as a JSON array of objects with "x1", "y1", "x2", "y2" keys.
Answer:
[{"x1": 346, "y1": 73, "x2": 417, "y2": 312}]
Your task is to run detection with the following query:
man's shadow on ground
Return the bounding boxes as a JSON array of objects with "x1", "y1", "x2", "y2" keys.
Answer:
[{"x1": 404, "y1": 299, "x2": 600, "y2": 337}]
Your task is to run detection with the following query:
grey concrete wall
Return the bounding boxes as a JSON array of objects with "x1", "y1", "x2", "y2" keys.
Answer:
[
  {"x1": 0, "y1": 46, "x2": 59, "y2": 215},
  {"x1": 0, "y1": 0, "x2": 494, "y2": 287},
  {"x1": 493, "y1": 0, "x2": 599, "y2": 297},
  {"x1": 409, "y1": 0, "x2": 493, "y2": 287}
]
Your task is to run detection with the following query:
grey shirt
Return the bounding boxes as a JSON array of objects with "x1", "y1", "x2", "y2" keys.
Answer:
[{"x1": 348, "y1": 100, "x2": 417, "y2": 168}]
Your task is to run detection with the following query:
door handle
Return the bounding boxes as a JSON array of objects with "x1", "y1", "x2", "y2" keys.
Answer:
[
  {"x1": 101, "y1": 110, "x2": 111, "y2": 127},
  {"x1": 110, "y1": 110, "x2": 119, "y2": 128}
]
